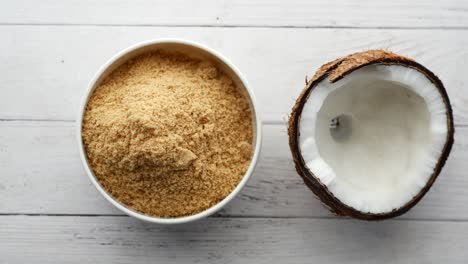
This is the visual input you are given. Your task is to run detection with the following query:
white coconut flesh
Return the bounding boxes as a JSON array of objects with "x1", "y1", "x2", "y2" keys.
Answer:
[{"x1": 299, "y1": 64, "x2": 448, "y2": 214}]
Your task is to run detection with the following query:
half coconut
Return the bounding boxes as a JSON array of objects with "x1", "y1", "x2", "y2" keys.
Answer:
[{"x1": 288, "y1": 50, "x2": 454, "y2": 220}]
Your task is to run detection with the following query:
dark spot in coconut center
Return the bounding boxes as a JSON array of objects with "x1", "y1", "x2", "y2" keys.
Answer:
[{"x1": 330, "y1": 114, "x2": 353, "y2": 142}]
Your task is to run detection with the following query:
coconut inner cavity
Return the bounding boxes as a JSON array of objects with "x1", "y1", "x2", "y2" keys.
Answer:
[{"x1": 299, "y1": 65, "x2": 448, "y2": 213}]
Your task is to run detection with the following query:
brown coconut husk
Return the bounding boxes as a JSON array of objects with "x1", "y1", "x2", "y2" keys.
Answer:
[{"x1": 288, "y1": 50, "x2": 455, "y2": 220}]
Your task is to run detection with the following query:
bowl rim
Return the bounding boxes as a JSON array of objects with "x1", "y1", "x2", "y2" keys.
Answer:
[{"x1": 76, "y1": 38, "x2": 262, "y2": 224}]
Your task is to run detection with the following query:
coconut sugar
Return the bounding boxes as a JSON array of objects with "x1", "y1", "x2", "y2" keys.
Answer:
[{"x1": 82, "y1": 51, "x2": 253, "y2": 217}]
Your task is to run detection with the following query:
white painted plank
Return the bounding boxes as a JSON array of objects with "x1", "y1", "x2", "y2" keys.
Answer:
[
  {"x1": 1, "y1": 215, "x2": 467, "y2": 263},
  {"x1": 1, "y1": 0, "x2": 468, "y2": 28},
  {"x1": 0, "y1": 26, "x2": 467, "y2": 123},
  {"x1": 0, "y1": 121, "x2": 122, "y2": 215},
  {"x1": 0, "y1": 121, "x2": 466, "y2": 220}
]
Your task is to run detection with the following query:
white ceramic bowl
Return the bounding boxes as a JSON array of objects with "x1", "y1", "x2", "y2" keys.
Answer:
[{"x1": 77, "y1": 39, "x2": 262, "y2": 224}]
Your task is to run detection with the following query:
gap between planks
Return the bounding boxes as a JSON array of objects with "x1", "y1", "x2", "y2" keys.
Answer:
[
  {"x1": 0, "y1": 119, "x2": 286, "y2": 125},
  {"x1": 1, "y1": 23, "x2": 468, "y2": 30},
  {"x1": 0, "y1": 119, "x2": 466, "y2": 127},
  {"x1": 1, "y1": 213, "x2": 468, "y2": 224}
]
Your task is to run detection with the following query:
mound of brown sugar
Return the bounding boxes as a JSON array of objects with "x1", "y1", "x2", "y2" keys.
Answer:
[{"x1": 82, "y1": 51, "x2": 253, "y2": 217}]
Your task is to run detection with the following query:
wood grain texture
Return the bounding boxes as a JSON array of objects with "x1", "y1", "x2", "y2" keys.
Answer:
[
  {"x1": 0, "y1": 121, "x2": 466, "y2": 220},
  {"x1": 1, "y1": 215, "x2": 467, "y2": 264},
  {"x1": 0, "y1": 26, "x2": 467, "y2": 123},
  {"x1": 1, "y1": 0, "x2": 468, "y2": 28}
]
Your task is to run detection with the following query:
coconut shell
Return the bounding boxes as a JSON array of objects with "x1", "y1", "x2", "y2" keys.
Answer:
[{"x1": 288, "y1": 50, "x2": 455, "y2": 220}]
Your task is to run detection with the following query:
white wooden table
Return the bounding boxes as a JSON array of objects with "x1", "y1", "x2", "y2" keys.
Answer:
[{"x1": 1, "y1": 1, "x2": 468, "y2": 263}]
